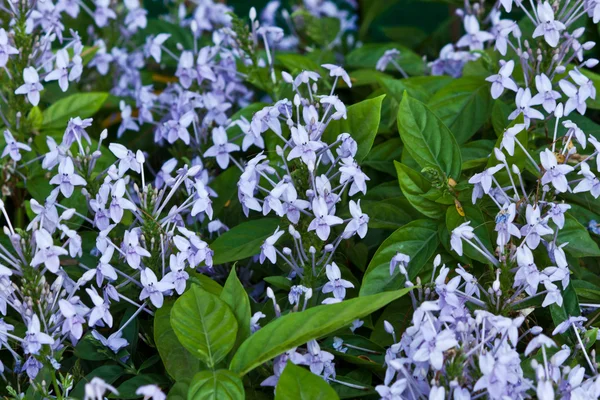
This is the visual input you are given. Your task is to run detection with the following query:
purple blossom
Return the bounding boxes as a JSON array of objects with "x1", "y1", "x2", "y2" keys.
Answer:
[
  {"x1": 14, "y1": 67, "x2": 43, "y2": 106},
  {"x1": 49, "y1": 157, "x2": 86, "y2": 198}
]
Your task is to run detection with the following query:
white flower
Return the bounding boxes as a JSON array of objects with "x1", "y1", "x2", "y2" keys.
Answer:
[{"x1": 486, "y1": 60, "x2": 518, "y2": 99}]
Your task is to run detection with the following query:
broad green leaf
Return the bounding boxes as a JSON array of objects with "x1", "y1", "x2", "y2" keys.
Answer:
[
  {"x1": 188, "y1": 370, "x2": 245, "y2": 400},
  {"x1": 167, "y1": 382, "x2": 189, "y2": 400},
  {"x1": 229, "y1": 288, "x2": 412, "y2": 376},
  {"x1": 323, "y1": 95, "x2": 385, "y2": 163},
  {"x1": 220, "y1": 268, "x2": 252, "y2": 354},
  {"x1": 554, "y1": 213, "x2": 600, "y2": 257},
  {"x1": 362, "y1": 181, "x2": 417, "y2": 229},
  {"x1": 363, "y1": 138, "x2": 403, "y2": 176},
  {"x1": 42, "y1": 92, "x2": 109, "y2": 131},
  {"x1": 360, "y1": 220, "x2": 439, "y2": 296},
  {"x1": 395, "y1": 162, "x2": 444, "y2": 219},
  {"x1": 397, "y1": 94, "x2": 461, "y2": 180},
  {"x1": 378, "y1": 77, "x2": 430, "y2": 103},
  {"x1": 154, "y1": 301, "x2": 201, "y2": 382},
  {"x1": 461, "y1": 140, "x2": 495, "y2": 170},
  {"x1": 171, "y1": 285, "x2": 238, "y2": 369},
  {"x1": 275, "y1": 363, "x2": 339, "y2": 400},
  {"x1": 210, "y1": 218, "x2": 280, "y2": 265},
  {"x1": 188, "y1": 271, "x2": 224, "y2": 296},
  {"x1": 428, "y1": 77, "x2": 493, "y2": 144},
  {"x1": 491, "y1": 100, "x2": 512, "y2": 137}
]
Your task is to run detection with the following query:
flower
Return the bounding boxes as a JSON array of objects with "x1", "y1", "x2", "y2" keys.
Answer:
[
  {"x1": 450, "y1": 222, "x2": 475, "y2": 256},
  {"x1": 30, "y1": 228, "x2": 68, "y2": 273},
  {"x1": 203, "y1": 126, "x2": 240, "y2": 169},
  {"x1": 23, "y1": 315, "x2": 54, "y2": 355},
  {"x1": 49, "y1": 157, "x2": 87, "y2": 198},
  {"x1": 1, "y1": 130, "x2": 31, "y2": 161},
  {"x1": 520, "y1": 204, "x2": 553, "y2": 249},
  {"x1": 321, "y1": 64, "x2": 352, "y2": 88},
  {"x1": 322, "y1": 262, "x2": 354, "y2": 300},
  {"x1": 456, "y1": 15, "x2": 494, "y2": 50},
  {"x1": 109, "y1": 179, "x2": 137, "y2": 223},
  {"x1": 308, "y1": 197, "x2": 343, "y2": 241},
  {"x1": 486, "y1": 60, "x2": 518, "y2": 99},
  {"x1": 532, "y1": 73, "x2": 561, "y2": 113},
  {"x1": 260, "y1": 227, "x2": 285, "y2": 264},
  {"x1": 84, "y1": 377, "x2": 119, "y2": 400},
  {"x1": 500, "y1": 123, "x2": 526, "y2": 155},
  {"x1": 109, "y1": 143, "x2": 142, "y2": 176},
  {"x1": 0, "y1": 28, "x2": 19, "y2": 68},
  {"x1": 140, "y1": 268, "x2": 175, "y2": 308},
  {"x1": 468, "y1": 165, "x2": 503, "y2": 194},
  {"x1": 15, "y1": 67, "x2": 43, "y2": 106},
  {"x1": 343, "y1": 200, "x2": 369, "y2": 238},
  {"x1": 376, "y1": 48, "x2": 400, "y2": 71},
  {"x1": 287, "y1": 125, "x2": 324, "y2": 168},
  {"x1": 509, "y1": 88, "x2": 544, "y2": 126},
  {"x1": 540, "y1": 149, "x2": 574, "y2": 193},
  {"x1": 87, "y1": 287, "x2": 113, "y2": 327},
  {"x1": 533, "y1": 2, "x2": 565, "y2": 47},
  {"x1": 389, "y1": 252, "x2": 410, "y2": 276},
  {"x1": 136, "y1": 385, "x2": 166, "y2": 400}
]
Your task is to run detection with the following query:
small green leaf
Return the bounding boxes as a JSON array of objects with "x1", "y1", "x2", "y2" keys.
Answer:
[
  {"x1": 397, "y1": 93, "x2": 462, "y2": 180},
  {"x1": 42, "y1": 92, "x2": 109, "y2": 131},
  {"x1": 171, "y1": 285, "x2": 238, "y2": 369},
  {"x1": 220, "y1": 268, "x2": 252, "y2": 354},
  {"x1": 229, "y1": 288, "x2": 412, "y2": 376},
  {"x1": 323, "y1": 95, "x2": 385, "y2": 163},
  {"x1": 360, "y1": 220, "x2": 439, "y2": 296},
  {"x1": 188, "y1": 370, "x2": 245, "y2": 400},
  {"x1": 210, "y1": 218, "x2": 280, "y2": 265},
  {"x1": 395, "y1": 162, "x2": 444, "y2": 219},
  {"x1": 275, "y1": 363, "x2": 339, "y2": 400},
  {"x1": 154, "y1": 301, "x2": 202, "y2": 382}
]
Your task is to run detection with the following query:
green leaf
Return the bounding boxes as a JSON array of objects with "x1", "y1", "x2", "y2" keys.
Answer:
[
  {"x1": 171, "y1": 285, "x2": 238, "y2": 369},
  {"x1": 360, "y1": 220, "x2": 439, "y2": 296},
  {"x1": 395, "y1": 162, "x2": 444, "y2": 219},
  {"x1": 554, "y1": 213, "x2": 600, "y2": 257},
  {"x1": 397, "y1": 93, "x2": 462, "y2": 180},
  {"x1": 362, "y1": 138, "x2": 403, "y2": 176},
  {"x1": 168, "y1": 382, "x2": 189, "y2": 400},
  {"x1": 264, "y1": 276, "x2": 293, "y2": 291},
  {"x1": 154, "y1": 301, "x2": 202, "y2": 382},
  {"x1": 461, "y1": 140, "x2": 495, "y2": 170},
  {"x1": 229, "y1": 288, "x2": 412, "y2": 376},
  {"x1": 220, "y1": 268, "x2": 252, "y2": 354},
  {"x1": 323, "y1": 95, "x2": 385, "y2": 163},
  {"x1": 110, "y1": 374, "x2": 169, "y2": 399},
  {"x1": 361, "y1": 181, "x2": 417, "y2": 229},
  {"x1": 188, "y1": 370, "x2": 245, "y2": 400},
  {"x1": 277, "y1": 54, "x2": 321, "y2": 74},
  {"x1": 346, "y1": 43, "x2": 425, "y2": 76},
  {"x1": 293, "y1": 10, "x2": 340, "y2": 47},
  {"x1": 210, "y1": 218, "x2": 280, "y2": 265},
  {"x1": 275, "y1": 363, "x2": 339, "y2": 400},
  {"x1": 42, "y1": 92, "x2": 109, "y2": 131},
  {"x1": 428, "y1": 77, "x2": 493, "y2": 144}
]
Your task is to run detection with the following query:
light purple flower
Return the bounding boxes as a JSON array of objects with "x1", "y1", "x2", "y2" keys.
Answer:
[
  {"x1": 1, "y1": 130, "x2": 31, "y2": 161},
  {"x1": 30, "y1": 228, "x2": 68, "y2": 273},
  {"x1": 164, "y1": 253, "x2": 189, "y2": 295},
  {"x1": 23, "y1": 314, "x2": 54, "y2": 355},
  {"x1": 450, "y1": 222, "x2": 475, "y2": 256},
  {"x1": 343, "y1": 200, "x2": 369, "y2": 238},
  {"x1": 0, "y1": 28, "x2": 19, "y2": 68},
  {"x1": 509, "y1": 88, "x2": 544, "y2": 126},
  {"x1": 15, "y1": 67, "x2": 43, "y2": 106},
  {"x1": 308, "y1": 197, "x2": 343, "y2": 241},
  {"x1": 136, "y1": 385, "x2": 166, "y2": 400},
  {"x1": 532, "y1": 74, "x2": 561, "y2": 113},
  {"x1": 520, "y1": 204, "x2": 553, "y2": 249},
  {"x1": 540, "y1": 149, "x2": 573, "y2": 193},
  {"x1": 322, "y1": 64, "x2": 352, "y2": 88},
  {"x1": 204, "y1": 126, "x2": 240, "y2": 169},
  {"x1": 486, "y1": 60, "x2": 517, "y2": 99},
  {"x1": 533, "y1": 2, "x2": 565, "y2": 47},
  {"x1": 260, "y1": 227, "x2": 285, "y2": 264},
  {"x1": 456, "y1": 15, "x2": 494, "y2": 50},
  {"x1": 322, "y1": 262, "x2": 354, "y2": 300},
  {"x1": 109, "y1": 179, "x2": 137, "y2": 223},
  {"x1": 49, "y1": 157, "x2": 86, "y2": 198},
  {"x1": 87, "y1": 287, "x2": 113, "y2": 327},
  {"x1": 122, "y1": 229, "x2": 151, "y2": 269},
  {"x1": 140, "y1": 268, "x2": 175, "y2": 308}
]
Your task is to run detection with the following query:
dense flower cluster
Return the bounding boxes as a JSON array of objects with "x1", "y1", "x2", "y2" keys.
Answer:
[{"x1": 2, "y1": 0, "x2": 600, "y2": 398}]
